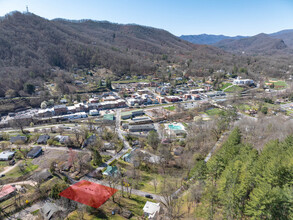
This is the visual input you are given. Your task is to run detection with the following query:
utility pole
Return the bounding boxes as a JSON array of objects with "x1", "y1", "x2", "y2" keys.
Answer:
[{"x1": 26, "y1": 5, "x2": 29, "y2": 13}]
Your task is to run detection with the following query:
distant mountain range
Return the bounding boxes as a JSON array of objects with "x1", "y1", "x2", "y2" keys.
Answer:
[
  {"x1": 180, "y1": 30, "x2": 293, "y2": 55},
  {"x1": 180, "y1": 34, "x2": 247, "y2": 45}
]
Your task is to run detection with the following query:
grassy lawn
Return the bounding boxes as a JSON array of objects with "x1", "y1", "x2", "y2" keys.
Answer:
[
  {"x1": 263, "y1": 102, "x2": 279, "y2": 109},
  {"x1": 0, "y1": 161, "x2": 9, "y2": 172},
  {"x1": 164, "y1": 105, "x2": 175, "y2": 111},
  {"x1": 266, "y1": 80, "x2": 287, "y2": 90},
  {"x1": 225, "y1": 85, "x2": 244, "y2": 93},
  {"x1": 237, "y1": 104, "x2": 252, "y2": 111},
  {"x1": 1, "y1": 159, "x2": 38, "y2": 180},
  {"x1": 220, "y1": 82, "x2": 232, "y2": 90},
  {"x1": 91, "y1": 155, "x2": 113, "y2": 168},
  {"x1": 205, "y1": 108, "x2": 223, "y2": 116},
  {"x1": 102, "y1": 155, "x2": 112, "y2": 163},
  {"x1": 182, "y1": 122, "x2": 188, "y2": 128},
  {"x1": 66, "y1": 194, "x2": 154, "y2": 220},
  {"x1": 31, "y1": 209, "x2": 40, "y2": 216},
  {"x1": 116, "y1": 160, "x2": 184, "y2": 195}
]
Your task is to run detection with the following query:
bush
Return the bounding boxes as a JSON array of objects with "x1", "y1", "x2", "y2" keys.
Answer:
[
  {"x1": 263, "y1": 98, "x2": 274, "y2": 104},
  {"x1": 261, "y1": 107, "x2": 268, "y2": 114},
  {"x1": 49, "y1": 182, "x2": 68, "y2": 200}
]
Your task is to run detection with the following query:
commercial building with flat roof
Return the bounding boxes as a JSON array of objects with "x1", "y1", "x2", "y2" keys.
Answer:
[
  {"x1": 121, "y1": 109, "x2": 144, "y2": 120},
  {"x1": 129, "y1": 124, "x2": 155, "y2": 132}
]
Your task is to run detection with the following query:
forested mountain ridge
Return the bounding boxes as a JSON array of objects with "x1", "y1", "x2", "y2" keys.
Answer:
[{"x1": 0, "y1": 11, "x2": 230, "y2": 97}]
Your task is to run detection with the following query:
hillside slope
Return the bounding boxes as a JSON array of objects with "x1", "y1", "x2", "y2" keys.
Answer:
[
  {"x1": 0, "y1": 11, "x2": 230, "y2": 97},
  {"x1": 214, "y1": 33, "x2": 289, "y2": 55},
  {"x1": 270, "y1": 29, "x2": 293, "y2": 48}
]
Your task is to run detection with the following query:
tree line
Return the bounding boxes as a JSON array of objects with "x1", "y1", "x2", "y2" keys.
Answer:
[{"x1": 190, "y1": 127, "x2": 293, "y2": 219}]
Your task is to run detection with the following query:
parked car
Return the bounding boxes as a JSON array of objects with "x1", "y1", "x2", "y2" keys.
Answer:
[
  {"x1": 145, "y1": 194, "x2": 153, "y2": 199},
  {"x1": 0, "y1": 174, "x2": 5, "y2": 178}
]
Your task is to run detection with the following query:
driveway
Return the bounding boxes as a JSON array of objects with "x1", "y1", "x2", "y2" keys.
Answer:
[{"x1": 0, "y1": 161, "x2": 21, "y2": 176}]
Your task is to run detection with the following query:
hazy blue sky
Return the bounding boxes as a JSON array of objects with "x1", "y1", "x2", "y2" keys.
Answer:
[{"x1": 0, "y1": 0, "x2": 293, "y2": 36}]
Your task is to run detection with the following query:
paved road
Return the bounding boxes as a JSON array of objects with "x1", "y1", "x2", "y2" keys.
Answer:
[
  {"x1": 1, "y1": 180, "x2": 37, "y2": 187},
  {"x1": 204, "y1": 131, "x2": 230, "y2": 162},
  {"x1": 82, "y1": 177, "x2": 164, "y2": 201},
  {"x1": 95, "y1": 109, "x2": 131, "y2": 171},
  {"x1": 0, "y1": 123, "x2": 77, "y2": 133},
  {"x1": 0, "y1": 161, "x2": 21, "y2": 176}
]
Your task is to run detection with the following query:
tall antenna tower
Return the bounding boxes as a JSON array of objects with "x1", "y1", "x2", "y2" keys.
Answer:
[{"x1": 26, "y1": 5, "x2": 29, "y2": 13}]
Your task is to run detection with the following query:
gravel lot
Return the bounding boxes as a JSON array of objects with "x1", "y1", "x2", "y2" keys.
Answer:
[{"x1": 32, "y1": 148, "x2": 69, "y2": 169}]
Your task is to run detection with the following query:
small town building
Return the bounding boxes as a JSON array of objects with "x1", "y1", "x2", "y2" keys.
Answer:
[
  {"x1": 27, "y1": 146, "x2": 42, "y2": 158},
  {"x1": 143, "y1": 201, "x2": 161, "y2": 220},
  {"x1": 122, "y1": 152, "x2": 133, "y2": 162},
  {"x1": 82, "y1": 134, "x2": 97, "y2": 148},
  {"x1": 88, "y1": 98, "x2": 99, "y2": 103},
  {"x1": 129, "y1": 117, "x2": 153, "y2": 125},
  {"x1": 102, "y1": 142, "x2": 116, "y2": 151},
  {"x1": 165, "y1": 96, "x2": 181, "y2": 102},
  {"x1": 156, "y1": 96, "x2": 166, "y2": 104},
  {"x1": 10, "y1": 135, "x2": 27, "y2": 144},
  {"x1": 103, "y1": 166, "x2": 118, "y2": 176},
  {"x1": 53, "y1": 105, "x2": 68, "y2": 115},
  {"x1": 0, "y1": 151, "x2": 15, "y2": 161},
  {"x1": 37, "y1": 134, "x2": 50, "y2": 144},
  {"x1": 32, "y1": 169, "x2": 52, "y2": 183},
  {"x1": 0, "y1": 185, "x2": 16, "y2": 202},
  {"x1": 129, "y1": 124, "x2": 155, "y2": 132},
  {"x1": 89, "y1": 109, "x2": 99, "y2": 116},
  {"x1": 103, "y1": 114, "x2": 115, "y2": 121},
  {"x1": 41, "y1": 202, "x2": 63, "y2": 220},
  {"x1": 54, "y1": 135, "x2": 69, "y2": 144},
  {"x1": 233, "y1": 78, "x2": 254, "y2": 86},
  {"x1": 121, "y1": 109, "x2": 144, "y2": 120}
]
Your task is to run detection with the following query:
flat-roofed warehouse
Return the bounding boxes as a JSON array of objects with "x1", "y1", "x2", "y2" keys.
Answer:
[
  {"x1": 129, "y1": 116, "x2": 153, "y2": 125},
  {"x1": 129, "y1": 124, "x2": 155, "y2": 132},
  {"x1": 121, "y1": 109, "x2": 144, "y2": 120}
]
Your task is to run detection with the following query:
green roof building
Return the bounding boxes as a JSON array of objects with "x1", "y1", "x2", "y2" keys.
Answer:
[
  {"x1": 121, "y1": 109, "x2": 144, "y2": 120},
  {"x1": 103, "y1": 166, "x2": 118, "y2": 176},
  {"x1": 103, "y1": 114, "x2": 115, "y2": 121}
]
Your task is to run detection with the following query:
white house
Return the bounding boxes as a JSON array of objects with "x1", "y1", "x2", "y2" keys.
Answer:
[
  {"x1": 143, "y1": 201, "x2": 161, "y2": 220},
  {"x1": 89, "y1": 109, "x2": 99, "y2": 116},
  {"x1": 0, "y1": 151, "x2": 15, "y2": 161},
  {"x1": 233, "y1": 78, "x2": 254, "y2": 86}
]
